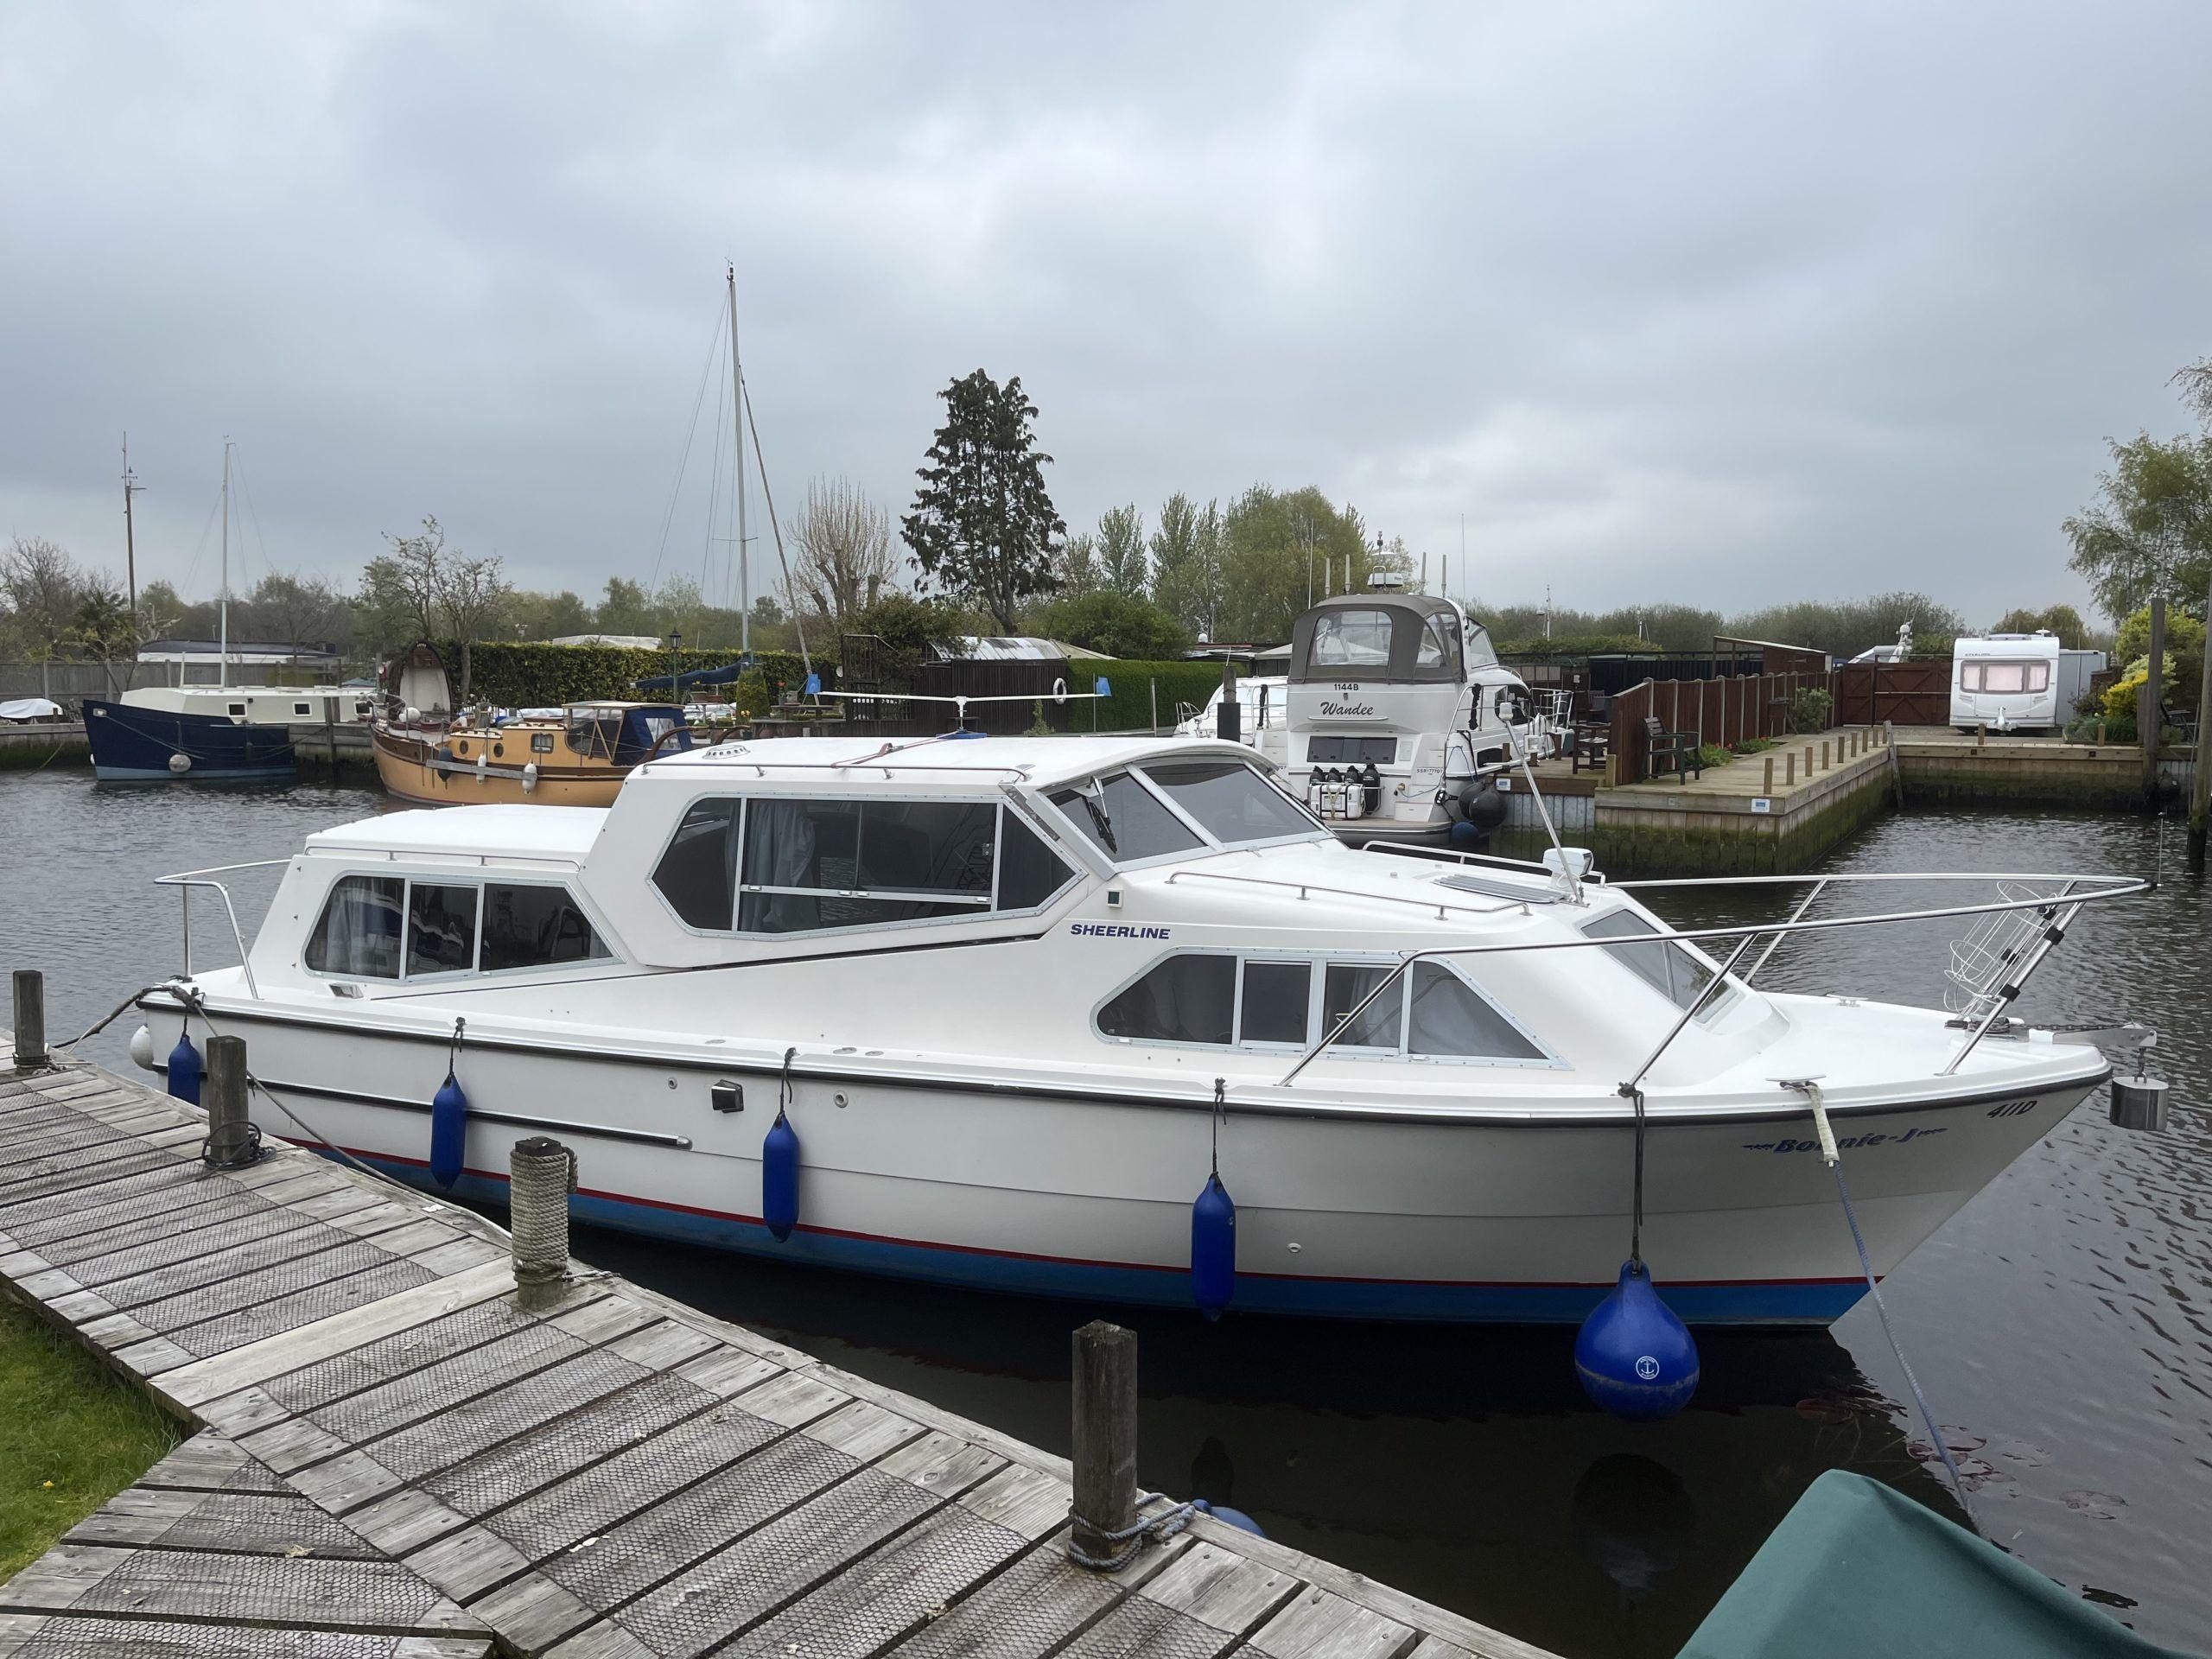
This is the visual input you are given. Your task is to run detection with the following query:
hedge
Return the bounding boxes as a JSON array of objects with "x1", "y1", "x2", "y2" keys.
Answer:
[
  {"x1": 458, "y1": 642, "x2": 813, "y2": 710},
  {"x1": 1050, "y1": 661, "x2": 1232, "y2": 732}
]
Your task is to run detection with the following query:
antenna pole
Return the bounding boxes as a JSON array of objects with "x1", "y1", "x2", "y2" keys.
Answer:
[
  {"x1": 728, "y1": 264, "x2": 750, "y2": 659},
  {"x1": 219, "y1": 439, "x2": 232, "y2": 689},
  {"x1": 121, "y1": 435, "x2": 143, "y2": 616}
]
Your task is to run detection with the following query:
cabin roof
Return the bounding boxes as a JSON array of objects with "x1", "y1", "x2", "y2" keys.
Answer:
[
  {"x1": 305, "y1": 804, "x2": 605, "y2": 861},
  {"x1": 643, "y1": 733, "x2": 1260, "y2": 790}
]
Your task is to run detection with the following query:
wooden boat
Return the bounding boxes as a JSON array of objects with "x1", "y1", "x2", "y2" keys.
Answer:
[{"x1": 372, "y1": 702, "x2": 695, "y2": 806}]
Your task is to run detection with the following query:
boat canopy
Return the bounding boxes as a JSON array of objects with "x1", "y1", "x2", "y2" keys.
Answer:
[
  {"x1": 1289, "y1": 594, "x2": 1485, "y2": 683},
  {"x1": 563, "y1": 703, "x2": 690, "y2": 763}
]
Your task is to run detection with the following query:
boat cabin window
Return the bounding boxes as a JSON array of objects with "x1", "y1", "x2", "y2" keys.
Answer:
[
  {"x1": 1049, "y1": 772, "x2": 1204, "y2": 863},
  {"x1": 293, "y1": 702, "x2": 313, "y2": 716},
  {"x1": 1097, "y1": 951, "x2": 1548, "y2": 1062},
  {"x1": 1311, "y1": 608, "x2": 1396, "y2": 669},
  {"x1": 1140, "y1": 760, "x2": 1313, "y2": 845},
  {"x1": 649, "y1": 796, "x2": 1077, "y2": 935},
  {"x1": 1582, "y1": 910, "x2": 1720, "y2": 1013},
  {"x1": 1414, "y1": 614, "x2": 1459, "y2": 673},
  {"x1": 1959, "y1": 660, "x2": 2050, "y2": 693},
  {"x1": 306, "y1": 874, "x2": 607, "y2": 980}
]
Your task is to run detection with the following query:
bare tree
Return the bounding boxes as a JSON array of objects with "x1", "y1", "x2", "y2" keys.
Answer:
[
  {"x1": 241, "y1": 571, "x2": 352, "y2": 657},
  {"x1": 2, "y1": 537, "x2": 86, "y2": 665},
  {"x1": 359, "y1": 518, "x2": 509, "y2": 696},
  {"x1": 785, "y1": 478, "x2": 899, "y2": 635},
  {"x1": 439, "y1": 549, "x2": 513, "y2": 701}
]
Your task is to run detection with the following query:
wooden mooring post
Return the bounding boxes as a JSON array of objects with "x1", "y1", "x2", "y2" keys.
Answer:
[
  {"x1": 1070, "y1": 1319, "x2": 1139, "y2": 1568},
  {"x1": 510, "y1": 1135, "x2": 574, "y2": 1311},
  {"x1": 10, "y1": 969, "x2": 46, "y2": 1069},
  {"x1": 201, "y1": 1033, "x2": 257, "y2": 1167}
]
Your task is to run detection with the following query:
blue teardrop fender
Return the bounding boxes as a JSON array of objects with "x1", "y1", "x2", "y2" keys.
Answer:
[
  {"x1": 763, "y1": 1111, "x2": 801, "y2": 1243},
  {"x1": 1575, "y1": 1259, "x2": 1700, "y2": 1421},
  {"x1": 1191, "y1": 1499, "x2": 1266, "y2": 1537},
  {"x1": 1191, "y1": 1173, "x2": 1236, "y2": 1320},
  {"x1": 167, "y1": 1032, "x2": 202, "y2": 1105},
  {"x1": 429, "y1": 1072, "x2": 468, "y2": 1190}
]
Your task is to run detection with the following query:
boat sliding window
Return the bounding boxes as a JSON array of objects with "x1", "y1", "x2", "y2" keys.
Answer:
[
  {"x1": 1960, "y1": 661, "x2": 2050, "y2": 694},
  {"x1": 1311, "y1": 607, "x2": 1396, "y2": 668},
  {"x1": 1582, "y1": 910, "x2": 1719, "y2": 1013},
  {"x1": 306, "y1": 874, "x2": 607, "y2": 979},
  {"x1": 1098, "y1": 952, "x2": 1543, "y2": 1060},
  {"x1": 650, "y1": 797, "x2": 1076, "y2": 934}
]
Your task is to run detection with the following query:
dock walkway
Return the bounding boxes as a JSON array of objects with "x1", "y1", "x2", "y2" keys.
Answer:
[{"x1": 0, "y1": 1039, "x2": 1555, "y2": 1659}]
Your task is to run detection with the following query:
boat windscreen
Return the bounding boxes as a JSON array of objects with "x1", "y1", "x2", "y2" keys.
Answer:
[
  {"x1": 1138, "y1": 760, "x2": 1316, "y2": 845},
  {"x1": 1048, "y1": 772, "x2": 1202, "y2": 863},
  {"x1": 1581, "y1": 909, "x2": 1719, "y2": 1012}
]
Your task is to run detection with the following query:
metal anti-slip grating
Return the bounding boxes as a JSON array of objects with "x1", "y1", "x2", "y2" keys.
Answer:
[
  {"x1": 308, "y1": 1323, "x2": 589, "y2": 1446},
  {"x1": 370, "y1": 1350, "x2": 653, "y2": 1483},
  {"x1": 162, "y1": 1260, "x2": 439, "y2": 1357},
  {"x1": 720, "y1": 1507, "x2": 1027, "y2": 1659},
  {"x1": 65, "y1": 1548, "x2": 450, "y2": 1626},
  {"x1": 882, "y1": 1543, "x2": 1121, "y2": 1659},
  {"x1": 264, "y1": 1298, "x2": 549, "y2": 1414},
  {"x1": 8, "y1": 1618, "x2": 458, "y2": 1658},
  {"x1": 136, "y1": 1490, "x2": 383, "y2": 1560},
  {"x1": 423, "y1": 1370, "x2": 717, "y2": 1516}
]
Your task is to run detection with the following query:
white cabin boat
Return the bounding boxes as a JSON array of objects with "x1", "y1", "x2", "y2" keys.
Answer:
[
  {"x1": 133, "y1": 733, "x2": 2127, "y2": 1325},
  {"x1": 1283, "y1": 592, "x2": 1550, "y2": 844}
]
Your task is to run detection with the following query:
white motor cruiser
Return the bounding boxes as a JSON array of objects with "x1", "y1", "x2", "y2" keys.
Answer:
[
  {"x1": 136, "y1": 733, "x2": 2139, "y2": 1325},
  {"x1": 1283, "y1": 589, "x2": 1555, "y2": 844}
]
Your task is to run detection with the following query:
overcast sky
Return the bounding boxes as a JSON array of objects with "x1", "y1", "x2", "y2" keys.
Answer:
[{"x1": 4, "y1": 2, "x2": 2209, "y2": 623}]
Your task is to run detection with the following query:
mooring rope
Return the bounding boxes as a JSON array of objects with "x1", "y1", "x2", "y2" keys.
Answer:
[
  {"x1": 1789, "y1": 1079, "x2": 1980, "y2": 1535},
  {"x1": 1065, "y1": 1491, "x2": 1201, "y2": 1572}
]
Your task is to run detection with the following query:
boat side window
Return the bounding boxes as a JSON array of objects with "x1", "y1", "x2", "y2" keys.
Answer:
[
  {"x1": 1137, "y1": 760, "x2": 1316, "y2": 844},
  {"x1": 1049, "y1": 772, "x2": 1203, "y2": 863},
  {"x1": 406, "y1": 882, "x2": 480, "y2": 977},
  {"x1": 1240, "y1": 960, "x2": 1311, "y2": 1045},
  {"x1": 304, "y1": 875, "x2": 404, "y2": 978},
  {"x1": 1407, "y1": 963, "x2": 1543, "y2": 1058},
  {"x1": 1323, "y1": 963, "x2": 1404, "y2": 1050},
  {"x1": 1311, "y1": 607, "x2": 1395, "y2": 668},
  {"x1": 1414, "y1": 614, "x2": 1459, "y2": 673},
  {"x1": 480, "y1": 883, "x2": 609, "y2": 971},
  {"x1": 652, "y1": 798, "x2": 741, "y2": 929},
  {"x1": 1097, "y1": 954, "x2": 1235, "y2": 1045},
  {"x1": 997, "y1": 810, "x2": 1077, "y2": 910},
  {"x1": 1582, "y1": 910, "x2": 1718, "y2": 1012}
]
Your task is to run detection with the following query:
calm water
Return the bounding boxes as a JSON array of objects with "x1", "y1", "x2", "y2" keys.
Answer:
[{"x1": 3, "y1": 768, "x2": 2206, "y2": 1656}]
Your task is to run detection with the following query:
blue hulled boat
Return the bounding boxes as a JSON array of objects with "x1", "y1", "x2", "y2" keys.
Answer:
[{"x1": 85, "y1": 685, "x2": 371, "y2": 781}]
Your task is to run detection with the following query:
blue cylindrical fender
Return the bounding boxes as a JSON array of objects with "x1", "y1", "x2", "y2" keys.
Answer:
[
  {"x1": 429, "y1": 1071, "x2": 468, "y2": 1189},
  {"x1": 763, "y1": 1110, "x2": 800, "y2": 1243},
  {"x1": 1574, "y1": 1258, "x2": 1700, "y2": 1421},
  {"x1": 167, "y1": 1031, "x2": 202, "y2": 1105},
  {"x1": 1191, "y1": 1499, "x2": 1265, "y2": 1537},
  {"x1": 1191, "y1": 1173, "x2": 1236, "y2": 1320}
]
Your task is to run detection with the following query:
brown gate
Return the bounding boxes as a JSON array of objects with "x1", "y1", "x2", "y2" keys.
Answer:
[{"x1": 1836, "y1": 660, "x2": 1950, "y2": 728}]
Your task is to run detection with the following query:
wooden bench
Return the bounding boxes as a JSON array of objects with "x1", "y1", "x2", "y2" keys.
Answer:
[{"x1": 1643, "y1": 715, "x2": 1702, "y2": 782}]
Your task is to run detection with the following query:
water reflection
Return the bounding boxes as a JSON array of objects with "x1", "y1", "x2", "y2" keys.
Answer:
[{"x1": 6, "y1": 773, "x2": 2206, "y2": 1656}]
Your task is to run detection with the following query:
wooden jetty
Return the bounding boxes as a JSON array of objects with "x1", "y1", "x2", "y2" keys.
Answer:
[{"x1": 0, "y1": 994, "x2": 1558, "y2": 1659}]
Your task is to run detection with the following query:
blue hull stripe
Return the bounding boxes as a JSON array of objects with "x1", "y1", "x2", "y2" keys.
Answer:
[{"x1": 327, "y1": 1146, "x2": 1870, "y2": 1327}]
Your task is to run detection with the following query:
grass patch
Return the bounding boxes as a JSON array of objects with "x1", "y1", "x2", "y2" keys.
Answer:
[{"x1": 0, "y1": 1297, "x2": 180, "y2": 1580}]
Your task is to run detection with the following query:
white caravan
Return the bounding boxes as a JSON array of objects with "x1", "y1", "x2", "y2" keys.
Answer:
[
  {"x1": 1283, "y1": 592, "x2": 1545, "y2": 842},
  {"x1": 1950, "y1": 632, "x2": 2066, "y2": 733},
  {"x1": 134, "y1": 733, "x2": 2136, "y2": 1326}
]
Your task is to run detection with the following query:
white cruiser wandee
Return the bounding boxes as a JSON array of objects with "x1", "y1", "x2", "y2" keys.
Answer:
[{"x1": 135, "y1": 733, "x2": 2133, "y2": 1325}]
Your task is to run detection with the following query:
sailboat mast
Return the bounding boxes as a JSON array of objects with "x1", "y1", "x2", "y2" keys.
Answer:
[
  {"x1": 120, "y1": 435, "x2": 142, "y2": 617},
  {"x1": 219, "y1": 440, "x2": 232, "y2": 690},
  {"x1": 727, "y1": 264, "x2": 750, "y2": 658}
]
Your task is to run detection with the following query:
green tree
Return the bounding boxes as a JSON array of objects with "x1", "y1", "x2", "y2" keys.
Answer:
[
  {"x1": 1217, "y1": 486, "x2": 1370, "y2": 639},
  {"x1": 901, "y1": 369, "x2": 1066, "y2": 631},
  {"x1": 1052, "y1": 532, "x2": 1100, "y2": 600},
  {"x1": 1029, "y1": 591, "x2": 1192, "y2": 659},
  {"x1": 1149, "y1": 493, "x2": 1223, "y2": 638},
  {"x1": 595, "y1": 577, "x2": 654, "y2": 634},
  {"x1": 1990, "y1": 603, "x2": 2090, "y2": 647},
  {"x1": 848, "y1": 591, "x2": 968, "y2": 684},
  {"x1": 358, "y1": 517, "x2": 509, "y2": 695},
  {"x1": 67, "y1": 583, "x2": 141, "y2": 696},
  {"x1": 2065, "y1": 429, "x2": 2212, "y2": 621},
  {"x1": 1096, "y1": 504, "x2": 1148, "y2": 597},
  {"x1": 238, "y1": 571, "x2": 352, "y2": 655},
  {"x1": 1, "y1": 537, "x2": 86, "y2": 665},
  {"x1": 1722, "y1": 592, "x2": 1965, "y2": 659}
]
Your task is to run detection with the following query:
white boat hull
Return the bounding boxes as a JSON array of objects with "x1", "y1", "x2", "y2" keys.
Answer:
[{"x1": 139, "y1": 997, "x2": 2103, "y2": 1325}]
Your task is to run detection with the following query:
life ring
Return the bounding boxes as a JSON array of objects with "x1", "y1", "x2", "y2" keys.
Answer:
[{"x1": 1052, "y1": 678, "x2": 1069, "y2": 704}]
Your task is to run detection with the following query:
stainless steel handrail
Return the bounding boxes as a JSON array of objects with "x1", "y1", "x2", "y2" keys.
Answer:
[
  {"x1": 1743, "y1": 876, "x2": 1827, "y2": 985},
  {"x1": 156, "y1": 858, "x2": 289, "y2": 999},
  {"x1": 1161, "y1": 867, "x2": 1522, "y2": 922}
]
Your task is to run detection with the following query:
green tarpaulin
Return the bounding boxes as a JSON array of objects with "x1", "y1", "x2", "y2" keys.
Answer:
[{"x1": 1678, "y1": 1471, "x2": 2194, "y2": 1659}]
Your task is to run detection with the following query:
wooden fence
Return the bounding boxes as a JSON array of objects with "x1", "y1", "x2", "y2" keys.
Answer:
[{"x1": 1606, "y1": 670, "x2": 1836, "y2": 785}]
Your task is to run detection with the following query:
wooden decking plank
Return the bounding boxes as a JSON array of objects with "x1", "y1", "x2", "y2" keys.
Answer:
[
  {"x1": 134, "y1": 1257, "x2": 443, "y2": 1363},
  {"x1": 64, "y1": 1485, "x2": 382, "y2": 1560},
  {"x1": 0, "y1": 1143, "x2": 194, "y2": 1205},
  {"x1": 878, "y1": 1538, "x2": 1125, "y2": 1659},
  {"x1": 0, "y1": 1541, "x2": 480, "y2": 1636},
  {"x1": 0, "y1": 1163, "x2": 226, "y2": 1246},
  {"x1": 1138, "y1": 1541, "x2": 1304, "y2": 1635},
  {"x1": 157, "y1": 1259, "x2": 519, "y2": 1406},
  {"x1": 78, "y1": 1217, "x2": 379, "y2": 1309},
  {"x1": 0, "y1": 1612, "x2": 495, "y2": 1656},
  {"x1": 3, "y1": 1184, "x2": 274, "y2": 1262},
  {"x1": 40, "y1": 1197, "x2": 307, "y2": 1276},
  {"x1": 117, "y1": 1238, "x2": 434, "y2": 1335},
  {"x1": 1248, "y1": 1587, "x2": 1417, "y2": 1659},
  {"x1": 137, "y1": 1433, "x2": 289, "y2": 1495}
]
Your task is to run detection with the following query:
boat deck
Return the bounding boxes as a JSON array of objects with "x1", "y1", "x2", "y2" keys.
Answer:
[{"x1": 0, "y1": 1037, "x2": 1557, "y2": 1659}]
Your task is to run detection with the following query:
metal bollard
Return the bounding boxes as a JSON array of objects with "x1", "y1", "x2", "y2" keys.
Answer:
[
  {"x1": 510, "y1": 1135, "x2": 575, "y2": 1310},
  {"x1": 202, "y1": 1034, "x2": 258, "y2": 1167},
  {"x1": 11, "y1": 970, "x2": 46, "y2": 1070},
  {"x1": 1069, "y1": 1320, "x2": 1139, "y2": 1568}
]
